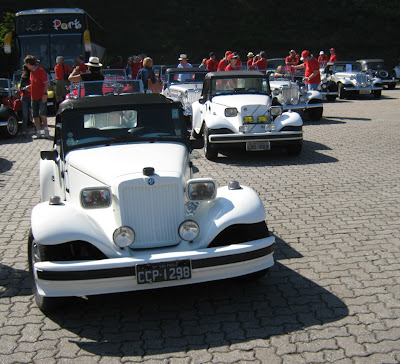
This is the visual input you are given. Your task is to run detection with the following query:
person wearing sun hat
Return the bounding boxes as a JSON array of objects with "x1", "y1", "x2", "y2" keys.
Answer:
[
  {"x1": 291, "y1": 50, "x2": 321, "y2": 90},
  {"x1": 69, "y1": 56, "x2": 104, "y2": 96},
  {"x1": 177, "y1": 54, "x2": 192, "y2": 68}
]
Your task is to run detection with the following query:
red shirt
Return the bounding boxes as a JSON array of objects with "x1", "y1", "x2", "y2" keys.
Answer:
[
  {"x1": 78, "y1": 62, "x2": 87, "y2": 74},
  {"x1": 29, "y1": 65, "x2": 48, "y2": 100},
  {"x1": 318, "y1": 54, "x2": 329, "y2": 67},
  {"x1": 247, "y1": 58, "x2": 253, "y2": 66},
  {"x1": 131, "y1": 62, "x2": 141, "y2": 79},
  {"x1": 206, "y1": 58, "x2": 219, "y2": 72},
  {"x1": 54, "y1": 64, "x2": 70, "y2": 80},
  {"x1": 253, "y1": 58, "x2": 267, "y2": 73},
  {"x1": 225, "y1": 64, "x2": 240, "y2": 71},
  {"x1": 285, "y1": 56, "x2": 297, "y2": 65},
  {"x1": 304, "y1": 57, "x2": 321, "y2": 84},
  {"x1": 329, "y1": 54, "x2": 338, "y2": 62},
  {"x1": 217, "y1": 59, "x2": 227, "y2": 71}
]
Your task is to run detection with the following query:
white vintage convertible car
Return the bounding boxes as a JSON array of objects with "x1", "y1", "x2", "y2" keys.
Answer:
[
  {"x1": 161, "y1": 67, "x2": 208, "y2": 126},
  {"x1": 322, "y1": 62, "x2": 383, "y2": 99},
  {"x1": 191, "y1": 71, "x2": 304, "y2": 159},
  {"x1": 29, "y1": 88, "x2": 275, "y2": 312}
]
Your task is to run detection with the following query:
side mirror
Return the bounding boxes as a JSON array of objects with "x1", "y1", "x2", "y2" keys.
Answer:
[
  {"x1": 199, "y1": 97, "x2": 206, "y2": 104},
  {"x1": 41, "y1": 150, "x2": 58, "y2": 161}
]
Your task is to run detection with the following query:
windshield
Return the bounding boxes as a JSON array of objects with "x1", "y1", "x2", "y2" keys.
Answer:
[
  {"x1": 334, "y1": 63, "x2": 362, "y2": 72},
  {"x1": 101, "y1": 69, "x2": 127, "y2": 81},
  {"x1": 62, "y1": 106, "x2": 188, "y2": 152},
  {"x1": 50, "y1": 34, "x2": 83, "y2": 68},
  {"x1": 19, "y1": 35, "x2": 51, "y2": 70},
  {"x1": 367, "y1": 62, "x2": 388, "y2": 70},
  {"x1": 69, "y1": 80, "x2": 144, "y2": 98},
  {"x1": 167, "y1": 71, "x2": 207, "y2": 84},
  {"x1": 211, "y1": 76, "x2": 270, "y2": 96}
]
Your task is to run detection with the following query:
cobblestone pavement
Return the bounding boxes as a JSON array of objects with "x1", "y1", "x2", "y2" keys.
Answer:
[{"x1": 0, "y1": 89, "x2": 399, "y2": 364}]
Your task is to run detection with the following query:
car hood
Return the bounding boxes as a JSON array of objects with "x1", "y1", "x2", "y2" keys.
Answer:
[
  {"x1": 167, "y1": 83, "x2": 203, "y2": 92},
  {"x1": 211, "y1": 94, "x2": 270, "y2": 108},
  {"x1": 66, "y1": 142, "x2": 188, "y2": 185}
]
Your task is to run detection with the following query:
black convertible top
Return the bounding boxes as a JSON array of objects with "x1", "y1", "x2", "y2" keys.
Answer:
[{"x1": 58, "y1": 93, "x2": 180, "y2": 114}]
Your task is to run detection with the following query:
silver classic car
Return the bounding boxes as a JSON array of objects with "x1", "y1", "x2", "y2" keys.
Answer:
[
  {"x1": 322, "y1": 62, "x2": 383, "y2": 99},
  {"x1": 161, "y1": 68, "x2": 208, "y2": 127}
]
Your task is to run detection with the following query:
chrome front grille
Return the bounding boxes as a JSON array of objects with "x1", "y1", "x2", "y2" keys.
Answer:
[
  {"x1": 356, "y1": 74, "x2": 368, "y2": 86},
  {"x1": 281, "y1": 84, "x2": 299, "y2": 104},
  {"x1": 186, "y1": 89, "x2": 201, "y2": 104},
  {"x1": 119, "y1": 181, "x2": 183, "y2": 248}
]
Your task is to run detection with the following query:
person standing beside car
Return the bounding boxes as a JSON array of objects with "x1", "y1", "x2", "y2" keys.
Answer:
[
  {"x1": 291, "y1": 50, "x2": 321, "y2": 90},
  {"x1": 318, "y1": 51, "x2": 329, "y2": 68},
  {"x1": 136, "y1": 57, "x2": 157, "y2": 92},
  {"x1": 177, "y1": 54, "x2": 192, "y2": 68},
  {"x1": 24, "y1": 55, "x2": 49, "y2": 139},
  {"x1": 19, "y1": 65, "x2": 31, "y2": 137},
  {"x1": 206, "y1": 52, "x2": 219, "y2": 72},
  {"x1": 329, "y1": 48, "x2": 338, "y2": 62},
  {"x1": 253, "y1": 51, "x2": 268, "y2": 73},
  {"x1": 54, "y1": 56, "x2": 70, "y2": 105}
]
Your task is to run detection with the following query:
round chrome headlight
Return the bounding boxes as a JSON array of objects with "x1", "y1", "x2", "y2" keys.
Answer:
[
  {"x1": 178, "y1": 220, "x2": 200, "y2": 242},
  {"x1": 113, "y1": 226, "x2": 135, "y2": 248}
]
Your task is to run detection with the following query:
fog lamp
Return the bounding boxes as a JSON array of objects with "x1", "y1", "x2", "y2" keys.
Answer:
[
  {"x1": 257, "y1": 115, "x2": 268, "y2": 122},
  {"x1": 113, "y1": 226, "x2": 135, "y2": 248},
  {"x1": 239, "y1": 125, "x2": 250, "y2": 133},
  {"x1": 179, "y1": 220, "x2": 200, "y2": 242},
  {"x1": 243, "y1": 116, "x2": 254, "y2": 123}
]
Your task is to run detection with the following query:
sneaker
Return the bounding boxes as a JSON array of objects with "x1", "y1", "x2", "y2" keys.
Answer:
[
  {"x1": 32, "y1": 132, "x2": 42, "y2": 139},
  {"x1": 44, "y1": 129, "x2": 50, "y2": 138}
]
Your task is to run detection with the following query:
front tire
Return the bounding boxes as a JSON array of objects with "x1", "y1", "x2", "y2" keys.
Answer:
[
  {"x1": 307, "y1": 107, "x2": 323, "y2": 121},
  {"x1": 28, "y1": 231, "x2": 66, "y2": 312},
  {"x1": 338, "y1": 83, "x2": 347, "y2": 99},
  {"x1": 287, "y1": 140, "x2": 303, "y2": 156},
  {"x1": 374, "y1": 90, "x2": 382, "y2": 99},
  {"x1": 1, "y1": 115, "x2": 19, "y2": 138},
  {"x1": 203, "y1": 125, "x2": 218, "y2": 160}
]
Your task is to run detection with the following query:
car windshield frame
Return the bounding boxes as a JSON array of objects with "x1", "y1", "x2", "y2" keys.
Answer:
[
  {"x1": 68, "y1": 80, "x2": 144, "y2": 98},
  {"x1": 166, "y1": 71, "x2": 207, "y2": 85},
  {"x1": 334, "y1": 63, "x2": 362, "y2": 73},
  {"x1": 209, "y1": 75, "x2": 271, "y2": 97},
  {"x1": 59, "y1": 104, "x2": 190, "y2": 155}
]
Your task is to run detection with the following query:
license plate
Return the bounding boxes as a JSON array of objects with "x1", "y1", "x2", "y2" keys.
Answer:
[
  {"x1": 359, "y1": 89, "x2": 370, "y2": 94},
  {"x1": 136, "y1": 260, "x2": 191, "y2": 284},
  {"x1": 246, "y1": 141, "x2": 270, "y2": 151}
]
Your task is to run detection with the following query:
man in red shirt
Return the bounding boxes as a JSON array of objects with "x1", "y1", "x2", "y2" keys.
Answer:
[
  {"x1": 206, "y1": 52, "x2": 219, "y2": 72},
  {"x1": 318, "y1": 51, "x2": 329, "y2": 68},
  {"x1": 24, "y1": 55, "x2": 49, "y2": 139},
  {"x1": 76, "y1": 55, "x2": 87, "y2": 74},
  {"x1": 225, "y1": 53, "x2": 240, "y2": 71},
  {"x1": 292, "y1": 50, "x2": 321, "y2": 90},
  {"x1": 218, "y1": 51, "x2": 232, "y2": 71},
  {"x1": 329, "y1": 48, "x2": 338, "y2": 62},
  {"x1": 253, "y1": 51, "x2": 267, "y2": 73}
]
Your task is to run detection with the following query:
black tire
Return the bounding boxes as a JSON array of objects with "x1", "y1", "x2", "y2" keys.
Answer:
[
  {"x1": 374, "y1": 90, "x2": 382, "y2": 99},
  {"x1": 338, "y1": 83, "x2": 347, "y2": 99},
  {"x1": 387, "y1": 83, "x2": 396, "y2": 90},
  {"x1": 326, "y1": 94, "x2": 336, "y2": 102},
  {"x1": 28, "y1": 231, "x2": 67, "y2": 312},
  {"x1": 287, "y1": 140, "x2": 303, "y2": 156},
  {"x1": 203, "y1": 125, "x2": 218, "y2": 160},
  {"x1": 191, "y1": 126, "x2": 202, "y2": 139},
  {"x1": 1, "y1": 115, "x2": 19, "y2": 138},
  {"x1": 307, "y1": 107, "x2": 323, "y2": 122}
]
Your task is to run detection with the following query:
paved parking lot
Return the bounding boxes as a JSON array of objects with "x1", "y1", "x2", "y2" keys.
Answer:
[{"x1": 0, "y1": 90, "x2": 399, "y2": 363}]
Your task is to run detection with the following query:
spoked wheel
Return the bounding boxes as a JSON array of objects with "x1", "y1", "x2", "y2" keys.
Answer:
[
  {"x1": 1, "y1": 115, "x2": 18, "y2": 138},
  {"x1": 28, "y1": 231, "x2": 66, "y2": 312},
  {"x1": 203, "y1": 125, "x2": 218, "y2": 160}
]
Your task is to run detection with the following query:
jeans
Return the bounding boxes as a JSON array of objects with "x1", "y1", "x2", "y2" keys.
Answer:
[
  {"x1": 308, "y1": 83, "x2": 319, "y2": 91},
  {"x1": 21, "y1": 97, "x2": 31, "y2": 132}
]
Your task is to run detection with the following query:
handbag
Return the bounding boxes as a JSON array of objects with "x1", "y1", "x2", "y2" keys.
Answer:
[{"x1": 147, "y1": 70, "x2": 162, "y2": 93}]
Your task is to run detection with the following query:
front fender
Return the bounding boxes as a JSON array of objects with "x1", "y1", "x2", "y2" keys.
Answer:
[
  {"x1": 31, "y1": 202, "x2": 120, "y2": 257},
  {"x1": 191, "y1": 101, "x2": 202, "y2": 132},
  {"x1": 194, "y1": 185, "x2": 267, "y2": 246},
  {"x1": 306, "y1": 90, "x2": 322, "y2": 100},
  {"x1": 275, "y1": 111, "x2": 303, "y2": 130}
]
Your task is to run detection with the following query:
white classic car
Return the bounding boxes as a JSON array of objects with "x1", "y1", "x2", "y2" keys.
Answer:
[
  {"x1": 191, "y1": 71, "x2": 303, "y2": 160},
  {"x1": 322, "y1": 62, "x2": 383, "y2": 99},
  {"x1": 161, "y1": 67, "x2": 208, "y2": 126},
  {"x1": 269, "y1": 74, "x2": 324, "y2": 121},
  {"x1": 356, "y1": 59, "x2": 397, "y2": 89},
  {"x1": 29, "y1": 91, "x2": 276, "y2": 312}
]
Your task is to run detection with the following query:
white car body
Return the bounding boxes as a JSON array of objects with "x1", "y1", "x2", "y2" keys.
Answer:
[
  {"x1": 161, "y1": 68, "x2": 208, "y2": 120},
  {"x1": 29, "y1": 92, "x2": 275, "y2": 311},
  {"x1": 191, "y1": 71, "x2": 303, "y2": 159},
  {"x1": 322, "y1": 62, "x2": 383, "y2": 99}
]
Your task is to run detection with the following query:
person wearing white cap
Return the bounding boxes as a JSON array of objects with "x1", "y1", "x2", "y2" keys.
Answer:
[
  {"x1": 177, "y1": 54, "x2": 192, "y2": 68},
  {"x1": 69, "y1": 56, "x2": 104, "y2": 96},
  {"x1": 318, "y1": 51, "x2": 329, "y2": 68}
]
